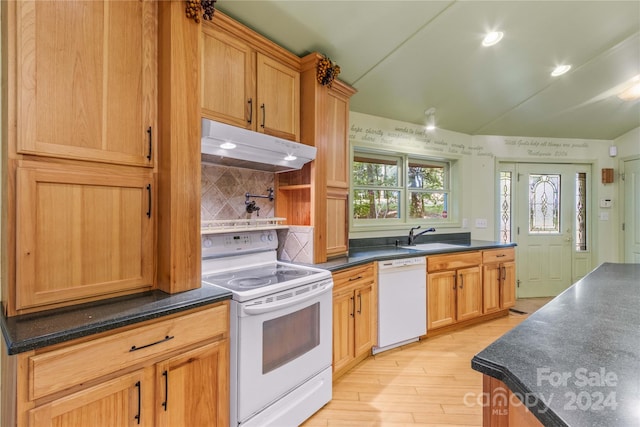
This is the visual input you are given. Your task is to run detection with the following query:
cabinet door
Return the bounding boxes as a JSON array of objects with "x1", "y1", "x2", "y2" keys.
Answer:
[
  {"x1": 501, "y1": 261, "x2": 517, "y2": 309},
  {"x1": 483, "y1": 264, "x2": 502, "y2": 314},
  {"x1": 324, "y1": 89, "x2": 350, "y2": 188},
  {"x1": 16, "y1": 1, "x2": 156, "y2": 166},
  {"x1": 156, "y1": 340, "x2": 229, "y2": 427},
  {"x1": 456, "y1": 266, "x2": 482, "y2": 322},
  {"x1": 201, "y1": 23, "x2": 254, "y2": 129},
  {"x1": 427, "y1": 270, "x2": 456, "y2": 330},
  {"x1": 16, "y1": 166, "x2": 154, "y2": 310},
  {"x1": 354, "y1": 282, "x2": 375, "y2": 357},
  {"x1": 256, "y1": 53, "x2": 300, "y2": 141},
  {"x1": 326, "y1": 189, "x2": 348, "y2": 257},
  {"x1": 28, "y1": 369, "x2": 152, "y2": 427},
  {"x1": 332, "y1": 287, "x2": 355, "y2": 373}
]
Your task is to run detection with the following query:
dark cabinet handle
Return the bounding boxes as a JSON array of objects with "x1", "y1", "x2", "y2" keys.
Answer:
[
  {"x1": 350, "y1": 296, "x2": 354, "y2": 317},
  {"x1": 357, "y1": 292, "x2": 362, "y2": 314},
  {"x1": 502, "y1": 266, "x2": 506, "y2": 281},
  {"x1": 496, "y1": 254, "x2": 506, "y2": 258},
  {"x1": 459, "y1": 274, "x2": 464, "y2": 289},
  {"x1": 135, "y1": 381, "x2": 141, "y2": 424},
  {"x1": 146, "y1": 127, "x2": 152, "y2": 161},
  {"x1": 260, "y1": 103, "x2": 265, "y2": 128},
  {"x1": 348, "y1": 275, "x2": 363, "y2": 282},
  {"x1": 162, "y1": 370, "x2": 169, "y2": 411},
  {"x1": 453, "y1": 274, "x2": 457, "y2": 290},
  {"x1": 130, "y1": 335, "x2": 174, "y2": 352},
  {"x1": 247, "y1": 98, "x2": 253, "y2": 124},
  {"x1": 146, "y1": 184, "x2": 152, "y2": 218}
]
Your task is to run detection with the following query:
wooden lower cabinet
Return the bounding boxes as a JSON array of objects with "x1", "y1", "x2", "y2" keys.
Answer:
[
  {"x1": 155, "y1": 341, "x2": 229, "y2": 427},
  {"x1": 482, "y1": 248, "x2": 516, "y2": 314},
  {"x1": 7, "y1": 303, "x2": 229, "y2": 427},
  {"x1": 28, "y1": 369, "x2": 153, "y2": 427},
  {"x1": 332, "y1": 264, "x2": 376, "y2": 378},
  {"x1": 456, "y1": 266, "x2": 483, "y2": 321},
  {"x1": 427, "y1": 252, "x2": 483, "y2": 331},
  {"x1": 426, "y1": 270, "x2": 456, "y2": 329}
]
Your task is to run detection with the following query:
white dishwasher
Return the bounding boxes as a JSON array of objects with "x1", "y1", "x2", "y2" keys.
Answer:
[{"x1": 373, "y1": 257, "x2": 427, "y2": 354}]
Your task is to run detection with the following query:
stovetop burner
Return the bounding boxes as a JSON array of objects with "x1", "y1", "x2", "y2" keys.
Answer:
[{"x1": 229, "y1": 277, "x2": 273, "y2": 288}]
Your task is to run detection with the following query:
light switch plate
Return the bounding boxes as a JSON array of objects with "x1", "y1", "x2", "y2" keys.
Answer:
[{"x1": 475, "y1": 218, "x2": 488, "y2": 228}]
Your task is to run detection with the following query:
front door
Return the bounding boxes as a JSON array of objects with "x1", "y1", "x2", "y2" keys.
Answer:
[
  {"x1": 514, "y1": 164, "x2": 591, "y2": 297},
  {"x1": 623, "y1": 158, "x2": 640, "y2": 262}
]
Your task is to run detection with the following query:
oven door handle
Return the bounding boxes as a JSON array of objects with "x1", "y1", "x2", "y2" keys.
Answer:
[{"x1": 242, "y1": 282, "x2": 333, "y2": 315}]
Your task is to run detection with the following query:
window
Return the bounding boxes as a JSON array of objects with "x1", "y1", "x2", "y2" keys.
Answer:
[
  {"x1": 499, "y1": 171, "x2": 512, "y2": 243},
  {"x1": 408, "y1": 160, "x2": 448, "y2": 220},
  {"x1": 352, "y1": 154, "x2": 402, "y2": 220},
  {"x1": 352, "y1": 149, "x2": 453, "y2": 226}
]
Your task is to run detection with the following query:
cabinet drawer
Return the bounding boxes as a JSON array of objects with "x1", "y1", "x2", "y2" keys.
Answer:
[
  {"x1": 482, "y1": 248, "x2": 515, "y2": 264},
  {"x1": 29, "y1": 304, "x2": 228, "y2": 400},
  {"x1": 332, "y1": 264, "x2": 375, "y2": 289},
  {"x1": 427, "y1": 251, "x2": 481, "y2": 272}
]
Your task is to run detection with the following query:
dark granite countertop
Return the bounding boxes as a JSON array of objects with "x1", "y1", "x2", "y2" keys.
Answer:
[
  {"x1": 312, "y1": 233, "x2": 515, "y2": 271},
  {"x1": 1, "y1": 285, "x2": 232, "y2": 355},
  {"x1": 472, "y1": 263, "x2": 640, "y2": 427}
]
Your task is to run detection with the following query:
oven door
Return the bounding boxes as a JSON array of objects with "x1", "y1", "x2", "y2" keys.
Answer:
[{"x1": 236, "y1": 278, "x2": 333, "y2": 423}]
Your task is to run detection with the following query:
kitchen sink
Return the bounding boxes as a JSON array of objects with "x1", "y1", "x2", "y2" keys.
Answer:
[{"x1": 399, "y1": 242, "x2": 466, "y2": 251}]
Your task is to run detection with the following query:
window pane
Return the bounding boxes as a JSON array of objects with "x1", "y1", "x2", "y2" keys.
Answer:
[
  {"x1": 353, "y1": 156, "x2": 399, "y2": 186},
  {"x1": 408, "y1": 162, "x2": 444, "y2": 189},
  {"x1": 499, "y1": 172, "x2": 512, "y2": 243},
  {"x1": 409, "y1": 192, "x2": 447, "y2": 219},
  {"x1": 529, "y1": 174, "x2": 560, "y2": 233},
  {"x1": 576, "y1": 172, "x2": 587, "y2": 251},
  {"x1": 353, "y1": 190, "x2": 400, "y2": 219}
]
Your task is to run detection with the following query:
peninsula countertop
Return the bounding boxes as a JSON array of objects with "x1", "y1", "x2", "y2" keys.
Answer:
[{"x1": 472, "y1": 262, "x2": 640, "y2": 426}]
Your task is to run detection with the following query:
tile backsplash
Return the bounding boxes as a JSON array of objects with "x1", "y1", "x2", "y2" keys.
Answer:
[
  {"x1": 201, "y1": 163, "x2": 314, "y2": 263},
  {"x1": 277, "y1": 226, "x2": 315, "y2": 264},
  {"x1": 201, "y1": 163, "x2": 275, "y2": 220}
]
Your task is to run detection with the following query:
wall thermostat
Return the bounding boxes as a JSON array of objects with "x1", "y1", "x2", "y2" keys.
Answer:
[{"x1": 600, "y1": 198, "x2": 613, "y2": 208}]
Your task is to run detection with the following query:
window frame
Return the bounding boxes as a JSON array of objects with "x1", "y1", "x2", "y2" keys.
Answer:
[{"x1": 350, "y1": 147, "x2": 458, "y2": 232}]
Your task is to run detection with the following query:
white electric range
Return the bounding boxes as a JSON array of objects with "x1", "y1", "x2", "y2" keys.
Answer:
[{"x1": 201, "y1": 227, "x2": 333, "y2": 427}]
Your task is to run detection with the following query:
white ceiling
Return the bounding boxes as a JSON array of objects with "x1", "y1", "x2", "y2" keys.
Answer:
[{"x1": 216, "y1": 1, "x2": 640, "y2": 141}]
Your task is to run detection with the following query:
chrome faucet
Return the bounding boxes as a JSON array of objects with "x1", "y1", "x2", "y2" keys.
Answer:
[{"x1": 407, "y1": 226, "x2": 436, "y2": 246}]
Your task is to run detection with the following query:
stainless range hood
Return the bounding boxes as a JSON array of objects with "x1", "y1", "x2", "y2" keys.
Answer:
[{"x1": 201, "y1": 119, "x2": 316, "y2": 173}]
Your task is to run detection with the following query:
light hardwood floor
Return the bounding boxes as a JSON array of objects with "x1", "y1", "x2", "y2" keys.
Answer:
[{"x1": 304, "y1": 313, "x2": 528, "y2": 427}]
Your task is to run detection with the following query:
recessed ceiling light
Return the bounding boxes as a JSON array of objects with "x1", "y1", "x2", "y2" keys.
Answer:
[
  {"x1": 482, "y1": 31, "x2": 504, "y2": 47},
  {"x1": 220, "y1": 141, "x2": 236, "y2": 149},
  {"x1": 551, "y1": 65, "x2": 572, "y2": 77},
  {"x1": 284, "y1": 154, "x2": 297, "y2": 161}
]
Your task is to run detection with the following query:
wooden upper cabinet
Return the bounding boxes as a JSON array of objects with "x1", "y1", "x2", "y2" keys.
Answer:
[
  {"x1": 15, "y1": 0, "x2": 157, "y2": 166},
  {"x1": 256, "y1": 53, "x2": 300, "y2": 141},
  {"x1": 201, "y1": 24, "x2": 254, "y2": 129},
  {"x1": 324, "y1": 88, "x2": 351, "y2": 189},
  {"x1": 201, "y1": 14, "x2": 300, "y2": 141},
  {"x1": 15, "y1": 164, "x2": 154, "y2": 310}
]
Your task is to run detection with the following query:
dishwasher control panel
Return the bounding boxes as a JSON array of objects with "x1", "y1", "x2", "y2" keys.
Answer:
[{"x1": 378, "y1": 257, "x2": 426, "y2": 270}]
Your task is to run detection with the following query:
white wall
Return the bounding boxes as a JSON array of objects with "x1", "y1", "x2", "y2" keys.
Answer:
[{"x1": 349, "y1": 111, "x2": 632, "y2": 265}]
